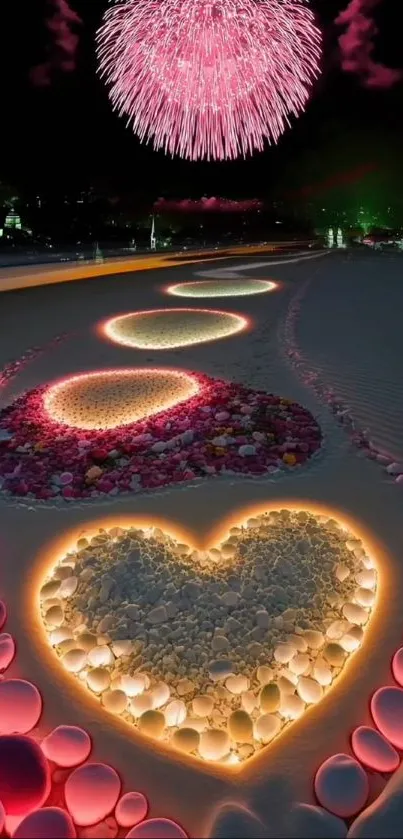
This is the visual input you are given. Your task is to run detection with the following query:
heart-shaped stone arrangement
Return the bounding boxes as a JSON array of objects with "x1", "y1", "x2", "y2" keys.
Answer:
[{"x1": 40, "y1": 509, "x2": 377, "y2": 766}]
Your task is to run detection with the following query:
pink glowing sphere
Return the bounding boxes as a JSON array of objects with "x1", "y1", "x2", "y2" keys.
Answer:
[
  {"x1": 126, "y1": 818, "x2": 188, "y2": 838},
  {"x1": 97, "y1": 0, "x2": 321, "y2": 161},
  {"x1": 371, "y1": 686, "x2": 403, "y2": 750},
  {"x1": 115, "y1": 792, "x2": 148, "y2": 828},
  {"x1": 13, "y1": 807, "x2": 76, "y2": 839},
  {"x1": 351, "y1": 726, "x2": 400, "y2": 773},
  {"x1": 65, "y1": 763, "x2": 121, "y2": 826},
  {"x1": 0, "y1": 679, "x2": 42, "y2": 734},
  {"x1": 0, "y1": 734, "x2": 51, "y2": 815},
  {"x1": 41, "y1": 725, "x2": 92, "y2": 768}
]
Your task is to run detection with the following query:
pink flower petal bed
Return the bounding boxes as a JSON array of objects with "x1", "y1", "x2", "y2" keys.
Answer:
[
  {"x1": 0, "y1": 371, "x2": 321, "y2": 501},
  {"x1": 0, "y1": 600, "x2": 188, "y2": 839}
]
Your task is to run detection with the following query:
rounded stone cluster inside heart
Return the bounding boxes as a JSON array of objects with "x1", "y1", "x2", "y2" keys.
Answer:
[{"x1": 40, "y1": 510, "x2": 377, "y2": 765}]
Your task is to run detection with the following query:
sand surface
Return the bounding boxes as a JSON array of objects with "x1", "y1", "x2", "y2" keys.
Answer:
[{"x1": 1, "y1": 250, "x2": 403, "y2": 837}]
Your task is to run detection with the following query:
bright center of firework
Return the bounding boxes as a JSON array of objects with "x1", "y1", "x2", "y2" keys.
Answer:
[
  {"x1": 43, "y1": 369, "x2": 200, "y2": 430},
  {"x1": 97, "y1": 0, "x2": 321, "y2": 161},
  {"x1": 103, "y1": 308, "x2": 247, "y2": 349}
]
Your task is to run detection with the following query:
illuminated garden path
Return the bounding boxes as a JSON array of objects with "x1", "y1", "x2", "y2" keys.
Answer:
[{"x1": 0, "y1": 251, "x2": 403, "y2": 837}]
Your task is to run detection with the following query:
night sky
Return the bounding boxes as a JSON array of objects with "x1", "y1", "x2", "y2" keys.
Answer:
[{"x1": 1, "y1": 0, "x2": 402, "y2": 203}]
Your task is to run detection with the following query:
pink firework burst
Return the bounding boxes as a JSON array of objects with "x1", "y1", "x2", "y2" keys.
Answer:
[{"x1": 97, "y1": 0, "x2": 321, "y2": 161}]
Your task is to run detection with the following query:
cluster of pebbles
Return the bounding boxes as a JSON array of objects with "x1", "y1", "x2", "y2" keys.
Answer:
[
  {"x1": 0, "y1": 373, "x2": 321, "y2": 500},
  {"x1": 40, "y1": 510, "x2": 377, "y2": 764},
  {"x1": 103, "y1": 309, "x2": 247, "y2": 349}
]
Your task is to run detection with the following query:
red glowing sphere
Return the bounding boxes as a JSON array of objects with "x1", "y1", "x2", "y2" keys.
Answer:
[
  {"x1": 97, "y1": 0, "x2": 321, "y2": 161},
  {"x1": 0, "y1": 734, "x2": 51, "y2": 815}
]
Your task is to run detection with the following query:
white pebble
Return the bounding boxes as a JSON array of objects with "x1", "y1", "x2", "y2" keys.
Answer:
[{"x1": 297, "y1": 677, "x2": 323, "y2": 704}]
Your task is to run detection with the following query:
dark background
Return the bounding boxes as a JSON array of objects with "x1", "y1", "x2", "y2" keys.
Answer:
[{"x1": 0, "y1": 0, "x2": 401, "y2": 205}]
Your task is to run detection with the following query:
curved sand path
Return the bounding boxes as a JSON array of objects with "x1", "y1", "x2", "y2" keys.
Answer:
[{"x1": 0, "y1": 252, "x2": 402, "y2": 836}]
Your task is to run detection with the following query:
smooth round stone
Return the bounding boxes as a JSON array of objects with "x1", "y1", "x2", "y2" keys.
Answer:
[
  {"x1": 0, "y1": 734, "x2": 51, "y2": 815},
  {"x1": 65, "y1": 763, "x2": 121, "y2": 826},
  {"x1": 115, "y1": 792, "x2": 148, "y2": 828},
  {"x1": 297, "y1": 677, "x2": 323, "y2": 704},
  {"x1": 165, "y1": 700, "x2": 187, "y2": 727},
  {"x1": 259, "y1": 683, "x2": 280, "y2": 713},
  {"x1": 125, "y1": 818, "x2": 187, "y2": 838},
  {"x1": 192, "y1": 695, "x2": 214, "y2": 717},
  {"x1": 0, "y1": 679, "x2": 42, "y2": 734},
  {"x1": 199, "y1": 729, "x2": 230, "y2": 761},
  {"x1": 62, "y1": 649, "x2": 87, "y2": 673},
  {"x1": 303, "y1": 630, "x2": 324, "y2": 649},
  {"x1": 138, "y1": 710, "x2": 165, "y2": 739},
  {"x1": 0, "y1": 632, "x2": 16, "y2": 672},
  {"x1": 371, "y1": 687, "x2": 403, "y2": 749},
  {"x1": 342, "y1": 603, "x2": 368, "y2": 625},
  {"x1": 323, "y1": 643, "x2": 346, "y2": 667},
  {"x1": 13, "y1": 807, "x2": 76, "y2": 838},
  {"x1": 256, "y1": 666, "x2": 273, "y2": 685},
  {"x1": 254, "y1": 714, "x2": 281, "y2": 744},
  {"x1": 289, "y1": 654, "x2": 310, "y2": 676},
  {"x1": 228, "y1": 710, "x2": 253, "y2": 743},
  {"x1": 279, "y1": 694, "x2": 305, "y2": 720},
  {"x1": 172, "y1": 728, "x2": 200, "y2": 754},
  {"x1": 314, "y1": 753, "x2": 369, "y2": 818},
  {"x1": 41, "y1": 725, "x2": 91, "y2": 767},
  {"x1": 274, "y1": 644, "x2": 295, "y2": 664},
  {"x1": 207, "y1": 803, "x2": 266, "y2": 838},
  {"x1": 225, "y1": 675, "x2": 249, "y2": 695},
  {"x1": 86, "y1": 668, "x2": 110, "y2": 693},
  {"x1": 392, "y1": 648, "x2": 403, "y2": 687},
  {"x1": 103, "y1": 690, "x2": 128, "y2": 715},
  {"x1": 351, "y1": 726, "x2": 399, "y2": 773}
]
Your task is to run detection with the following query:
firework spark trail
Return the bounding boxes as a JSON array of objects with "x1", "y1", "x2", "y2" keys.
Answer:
[
  {"x1": 336, "y1": 0, "x2": 401, "y2": 88},
  {"x1": 97, "y1": 0, "x2": 321, "y2": 161},
  {"x1": 31, "y1": 0, "x2": 82, "y2": 86}
]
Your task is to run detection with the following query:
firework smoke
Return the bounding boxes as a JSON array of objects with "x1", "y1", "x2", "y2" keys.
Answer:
[
  {"x1": 336, "y1": 0, "x2": 401, "y2": 88},
  {"x1": 31, "y1": 0, "x2": 82, "y2": 86},
  {"x1": 97, "y1": 0, "x2": 321, "y2": 162}
]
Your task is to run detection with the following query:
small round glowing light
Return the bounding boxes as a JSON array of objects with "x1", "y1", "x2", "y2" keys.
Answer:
[
  {"x1": 43, "y1": 369, "x2": 200, "y2": 431},
  {"x1": 115, "y1": 792, "x2": 149, "y2": 829},
  {"x1": 167, "y1": 279, "x2": 276, "y2": 298},
  {"x1": 103, "y1": 308, "x2": 247, "y2": 349}
]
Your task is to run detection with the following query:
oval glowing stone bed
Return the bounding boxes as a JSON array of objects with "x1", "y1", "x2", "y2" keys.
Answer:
[
  {"x1": 0, "y1": 369, "x2": 321, "y2": 500},
  {"x1": 102, "y1": 308, "x2": 248, "y2": 350},
  {"x1": 167, "y1": 279, "x2": 277, "y2": 298}
]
